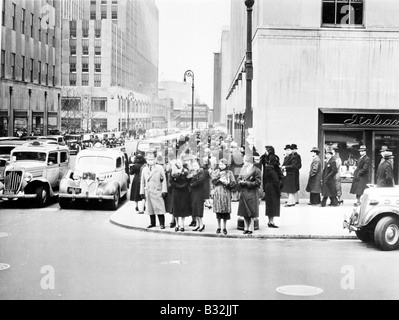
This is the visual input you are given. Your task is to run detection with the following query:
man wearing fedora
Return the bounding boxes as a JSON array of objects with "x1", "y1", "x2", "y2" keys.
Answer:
[
  {"x1": 306, "y1": 147, "x2": 322, "y2": 206},
  {"x1": 140, "y1": 151, "x2": 168, "y2": 229},
  {"x1": 376, "y1": 150, "x2": 395, "y2": 188},
  {"x1": 321, "y1": 150, "x2": 340, "y2": 207},
  {"x1": 350, "y1": 145, "x2": 371, "y2": 204},
  {"x1": 291, "y1": 144, "x2": 302, "y2": 205},
  {"x1": 281, "y1": 144, "x2": 299, "y2": 207}
]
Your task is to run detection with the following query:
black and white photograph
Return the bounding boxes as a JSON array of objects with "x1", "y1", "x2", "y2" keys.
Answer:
[{"x1": 1, "y1": 0, "x2": 399, "y2": 305}]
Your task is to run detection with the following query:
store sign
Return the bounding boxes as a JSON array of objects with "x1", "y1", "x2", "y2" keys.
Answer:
[{"x1": 344, "y1": 114, "x2": 399, "y2": 127}]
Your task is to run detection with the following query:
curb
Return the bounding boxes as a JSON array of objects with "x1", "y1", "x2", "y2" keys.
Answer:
[{"x1": 109, "y1": 218, "x2": 359, "y2": 241}]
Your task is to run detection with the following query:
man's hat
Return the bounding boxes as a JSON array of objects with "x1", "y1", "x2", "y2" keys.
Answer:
[
  {"x1": 359, "y1": 145, "x2": 367, "y2": 152},
  {"x1": 284, "y1": 144, "x2": 293, "y2": 150},
  {"x1": 381, "y1": 145, "x2": 390, "y2": 152},
  {"x1": 310, "y1": 147, "x2": 320, "y2": 154},
  {"x1": 291, "y1": 144, "x2": 298, "y2": 150}
]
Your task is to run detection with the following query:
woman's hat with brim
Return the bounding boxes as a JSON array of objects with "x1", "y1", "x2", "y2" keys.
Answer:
[{"x1": 284, "y1": 144, "x2": 293, "y2": 150}]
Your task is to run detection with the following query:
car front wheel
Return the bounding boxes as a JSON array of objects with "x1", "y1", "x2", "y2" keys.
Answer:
[
  {"x1": 109, "y1": 191, "x2": 120, "y2": 211},
  {"x1": 36, "y1": 186, "x2": 49, "y2": 208},
  {"x1": 374, "y1": 216, "x2": 399, "y2": 251}
]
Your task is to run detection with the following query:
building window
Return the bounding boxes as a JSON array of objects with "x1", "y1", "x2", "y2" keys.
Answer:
[
  {"x1": 91, "y1": 10, "x2": 96, "y2": 20},
  {"x1": 46, "y1": 63, "x2": 49, "y2": 85},
  {"x1": 12, "y1": 3, "x2": 16, "y2": 30},
  {"x1": 322, "y1": 0, "x2": 364, "y2": 27},
  {"x1": 30, "y1": 58, "x2": 34, "y2": 83},
  {"x1": 95, "y1": 57, "x2": 101, "y2": 73},
  {"x1": 69, "y1": 56, "x2": 76, "y2": 73},
  {"x1": 70, "y1": 39, "x2": 77, "y2": 55},
  {"x1": 70, "y1": 21, "x2": 77, "y2": 38},
  {"x1": 101, "y1": 2, "x2": 107, "y2": 20},
  {"x1": 95, "y1": 40, "x2": 101, "y2": 55},
  {"x1": 53, "y1": 66, "x2": 56, "y2": 86},
  {"x1": 92, "y1": 99, "x2": 107, "y2": 111},
  {"x1": 82, "y1": 57, "x2": 89, "y2": 73},
  {"x1": 95, "y1": 21, "x2": 101, "y2": 38},
  {"x1": 1, "y1": 50, "x2": 5, "y2": 79},
  {"x1": 94, "y1": 74, "x2": 101, "y2": 87},
  {"x1": 30, "y1": 13, "x2": 34, "y2": 37},
  {"x1": 112, "y1": 7, "x2": 118, "y2": 20},
  {"x1": 21, "y1": 56, "x2": 25, "y2": 82},
  {"x1": 39, "y1": 18, "x2": 42, "y2": 41},
  {"x1": 11, "y1": 53, "x2": 16, "y2": 80},
  {"x1": 2, "y1": 0, "x2": 5, "y2": 27},
  {"x1": 69, "y1": 73, "x2": 77, "y2": 86},
  {"x1": 21, "y1": 9, "x2": 25, "y2": 34},
  {"x1": 82, "y1": 74, "x2": 89, "y2": 86},
  {"x1": 82, "y1": 39, "x2": 89, "y2": 55},
  {"x1": 38, "y1": 61, "x2": 41, "y2": 84},
  {"x1": 82, "y1": 21, "x2": 89, "y2": 38}
]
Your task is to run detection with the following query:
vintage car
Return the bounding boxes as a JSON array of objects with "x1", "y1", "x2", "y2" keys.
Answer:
[
  {"x1": 0, "y1": 158, "x2": 9, "y2": 184},
  {"x1": 42, "y1": 135, "x2": 66, "y2": 146},
  {"x1": 64, "y1": 134, "x2": 83, "y2": 155},
  {"x1": 344, "y1": 186, "x2": 399, "y2": 251},
  {"x1": 0, "y1": 141, "x2": 70, "y2": 207},
  {"x1": 58, "y1": 144, "x2": 129, "y2": 210}
]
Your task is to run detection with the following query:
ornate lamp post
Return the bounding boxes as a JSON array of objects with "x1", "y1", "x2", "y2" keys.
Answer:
[{"x1": 184, "y1": 70, "x2": 195, "y2": 132}]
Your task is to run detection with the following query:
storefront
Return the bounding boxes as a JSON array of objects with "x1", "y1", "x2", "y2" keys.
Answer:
[
  {"x1": 319, "y1": 109, "x2": 399, "y2": 185},
  {"x1": 0, "y1": 111, "x2": 8, "y2": 137}
]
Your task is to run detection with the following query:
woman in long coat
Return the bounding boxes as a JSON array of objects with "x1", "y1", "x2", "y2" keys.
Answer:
[
  {"x1": 212, "y1": 159, "x2": 236, "y2": 235},
  {"x1": 170, "y1": 160, "x2": 192, "y2": 232},
  {"x1": 237, "y1": 155, "x2": 262, "y2": 235},
  {"x1": 261, "y1": 146, "x2": 284, "y2": 228},
  {"x1": 350, "y1": 146, "x2": 371, "y2": 203},
  {"x1": 281, "y1": 145, "x2": 299, "y2": 207},
  {"x1": 190, "y1": 160, "x2": 207, "y2": 232},
  {"x1": 130, "y1": 153, "x2": 146, "y2": 213},
  {"x1": 321, "y1": 151, "x2": 339, "y2": 207},
  {"x1": 306, "y1": 147, "x2": 322, "y2": 205}
]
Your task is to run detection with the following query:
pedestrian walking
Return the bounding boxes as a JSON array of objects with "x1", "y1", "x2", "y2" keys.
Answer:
[
  {"x1": 306, "y1": 147, "x2": 322, "y2": 205},
  {"x1": 190, "y1": 160, "x2": 206, "y2": 232},
  {"x1": 170, "y1": 159, "x2": 192, "y2": 232},
  {"x1": 321, "y1": 150, "x2": 339, "y2": 207},
  {"x1": 291, "y1": 144, "x2": 302, "y2": 205},
  {"x1": 237, "y1": 155, "x2": 262, "y2": 235},
  {"x1": 130, "y1": 152, "x2": 146, "y2": 214},
  {"x1": 350, "y1": 145, "x2": 371, "y2": 204},
  {"x1": 281, "y1": 145, "x2": 299, "y2": 207},
  {"x1": 212, "y1": 158, "x2": 236, "y2": 235},
  {"x1": 333, "y1": 148, "x2": 343, "y2": 205},
  {"x1": 260, "y1": 146, "x2": 284, "y2": 228},
  {"x1": 139, "y1": 152, "x2": 168, "y2": 229},
  {"x1": 376, "y1": 151, "x2": 395, "y2": 188}
]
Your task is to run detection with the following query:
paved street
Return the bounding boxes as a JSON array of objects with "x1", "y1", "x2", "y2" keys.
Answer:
[{"x1": 0, "y1": 200, "x2": 399, "y2": 300}]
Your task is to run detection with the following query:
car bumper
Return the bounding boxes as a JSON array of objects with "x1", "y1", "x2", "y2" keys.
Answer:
[
  {"x1": 1, "y1": 193, "x2": 37, "y2": 199},
  {"x1": 343, "y1": 220, "x2": 359, "y2": 232},
  {"x1": 59, "y1": 193, "x2": 114, "y2": 201}
]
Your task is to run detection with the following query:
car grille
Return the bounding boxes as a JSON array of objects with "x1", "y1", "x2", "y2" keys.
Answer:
[{"x1": 4, "y1": 171, "x2": 23, "y2": 194}]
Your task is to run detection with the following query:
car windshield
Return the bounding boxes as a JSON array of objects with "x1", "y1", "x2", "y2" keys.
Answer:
[
  {"x1": 12, "y1": 152, "x2": 47, "y2": 162},
  {"x1": 0, "y1": 146, "x2": 17, "y2": 156},
  {"x1": 77, "y1": 156, "x2": 114, "y2": 171}
]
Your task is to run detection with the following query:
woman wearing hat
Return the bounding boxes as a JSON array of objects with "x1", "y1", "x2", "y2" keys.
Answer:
[
  {"x1": 306, "y1": 147, "x2": 322, "y2": 206},
  {"x1": 212, "y1": 158, "x2": 236, "y2": 235},
  {"x1": 376, "y1": 151, "x2": 395, "y2": 188},
  {"x1": 281, "y1": 145, "x2": 299, "y2": 207},
  {"x1": 130, "y1": 152, "x2": 147, "y2": 214},
  {"x1": 321, "y1": 150, "x2": 339, "y2": 207},
  {"x1": 350, "y1": 146, "x2": 371, "y2": 204}
]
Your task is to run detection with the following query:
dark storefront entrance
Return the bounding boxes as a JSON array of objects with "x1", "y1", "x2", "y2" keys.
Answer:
[{"x1": 320, "y1": 109, "x2": 399, "y2": 185}]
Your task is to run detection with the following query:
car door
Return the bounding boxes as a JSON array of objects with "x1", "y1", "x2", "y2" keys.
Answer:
[
  {"x1": 46, "y1": 151, "x2": 60, "y2": 189},
  {"x1": 59, "y1": 151, "x2": 70, "y2": 180}
]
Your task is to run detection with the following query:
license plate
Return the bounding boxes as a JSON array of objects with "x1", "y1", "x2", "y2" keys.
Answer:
[{"x1": 68, "y1": 187, "x2": 82, "y2": 195}]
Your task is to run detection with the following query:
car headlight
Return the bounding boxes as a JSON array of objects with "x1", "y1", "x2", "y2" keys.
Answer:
[{"x1": 24, "y1": 172, "x2": 33, "y2": 182}]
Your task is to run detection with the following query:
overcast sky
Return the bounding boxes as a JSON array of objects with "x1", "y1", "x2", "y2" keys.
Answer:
[{"x1": 155, "y1": 0, "x2": 231, "y2": 108}]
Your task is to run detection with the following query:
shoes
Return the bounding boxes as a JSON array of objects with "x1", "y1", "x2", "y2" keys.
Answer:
[
  {"x1": 247, "y1": 231, "x2": 253, "y2": 235},
  {"x1": 199, "y1": 226, "x2": 206, "y2": 232},
  {"x1": 193, "y1": 227, "x2": 200, "y2": 232},
  {"x1": 296, "y1": 202, "x2": 299, "y2": 205},
  {"x1": 243, "y1": 230, "x2": 249, "y2": 235},
  {"x1": 160, "y1": 225, "x2": 165, "y2": 230},
  {"x1": 180, "y1": 228, "x2": 185, "y2": 233},
  {"x1": 170, "y1": 223, "x2": 176, "y2": 228},
  {"x1": 175, "y1": 227, "x2": 179, "y2": 232},
  {"x1": 268, "y1": 223, "x2": 279, "y2": 229},
  {"x1": 138, "y1": 211, "x2": 145, "y2": 215},
  {"x1": 147, "y1": 225, "x2": 156, "y2": 229},
  {"x1": 223, "y1": 229, "x2": 228, "y2": 235},
  {"x1": 216, "y1": 228, "x2": 222, "y2": 234},
  {"x1": 285, "y1": 204, "x2": 295, "y2": 207},
  {"x1": 135, "y1": 206, "x2": 139, "y2": 212},
  {"x1": 189, "y1": 221, "x2": 196, "y2": 227}
]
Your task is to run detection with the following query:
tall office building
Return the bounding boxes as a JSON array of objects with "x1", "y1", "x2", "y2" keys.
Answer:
[
  {"x1": 0, "y1": 0, "x2": 62, "y2": 137},
  {"x1": 61, "y1": 0, "x2": 164, "y2": 133}
]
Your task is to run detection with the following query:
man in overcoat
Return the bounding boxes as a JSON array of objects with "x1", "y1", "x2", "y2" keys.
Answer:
[
  {"x1": 140, "y1": 151, "x2": 168, "y2": 229},
  {"x1": 321, "y1": 150, "x2": 339, "y2": 207},
  {"x1": 306, "y1": 147, "x2": 322, "y2": 205},
  {"x1": 291, "y1": 144, "x2": 302, "y2": 204},
  {"x1": 350, "y1": 145, "x2": 371, "y2": 204},
  {"x1": 376, "y1": 152, "x2": 395, "y2": 188},
  {"x1": 281, "y1": 145, "x2": 299, "y2": 207}
]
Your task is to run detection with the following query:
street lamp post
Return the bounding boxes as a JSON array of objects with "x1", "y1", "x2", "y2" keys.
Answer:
[
  {"x1": 244, "y1": 0, "x2": 254, "y2": 154},
  {"x1": 184, "y1": 70, "x2": 195, "y2": 132}
]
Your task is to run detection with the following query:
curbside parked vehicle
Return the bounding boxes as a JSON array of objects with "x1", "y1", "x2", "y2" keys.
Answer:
[
  {"x1": 0, "y1": 141, "x2": 70, "y2": 207},
  {"x1": 344, "y1": 185, "x2": 399, "y2": 251},
  {"x1": 58, "y1": 143, "x2": 129, "y2": 210}
]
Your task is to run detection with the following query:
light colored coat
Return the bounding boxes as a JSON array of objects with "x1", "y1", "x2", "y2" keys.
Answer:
[{"x1": 140, "y1": 164, "x2": 167, "y2": 215}]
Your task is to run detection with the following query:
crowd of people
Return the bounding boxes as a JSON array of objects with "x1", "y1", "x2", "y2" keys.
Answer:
[{"x1": 127, "y1": 132, "x2": 396, "y2": 235}]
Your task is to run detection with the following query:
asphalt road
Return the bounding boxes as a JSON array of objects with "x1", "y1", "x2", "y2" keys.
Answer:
[{"x1": 1, "y1": 200, "x2": 399, "y2": 300}]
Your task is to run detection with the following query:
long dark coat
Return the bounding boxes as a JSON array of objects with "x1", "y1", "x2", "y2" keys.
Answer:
[
  {"x1": 170, "y1": 174, "x2": 192, "y2": 218},
  {"x1": 130, "y1": 161, "x2": 146, "y2": 202},
  {"x1": 261, "y1": 154, "x2": 284, "y2": 218},
  {"x1": 190, "y1": 170, "x2": 206, "y2": 218},
  {"x1": 164, "y1": 169, "x2": 173, "y2": 213},
  {"x1": 306, "y1": 156, "x2": 322, "y2": 194},
  {"x1": 322, "y1": 158, "x2": 338, "y2": 197},
  {"x1": 237, "y1": 166, "x2": 262, "y2": 219},
  {"x1": 292, "y1": 152, "x2": 302, "y2": 192},
  {"x1": 376, "y1": 160, "x2": 395, "y2": 188},
  {"x1": 281, "y1": 154, "x2": 298, "y2": 194},
  {"x1": 350, "y1": 155, "x2": 371, "y2": 195}
]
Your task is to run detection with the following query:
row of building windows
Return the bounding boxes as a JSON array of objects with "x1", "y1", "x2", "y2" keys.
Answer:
[
  {"x1": 69, "y1": 58, "x2": 102, "y2": 73},
  {"x1": 70, "y1": 21, "x2": 102, "y2": 39},
  {"x1": 90, "y1": 0, "x2": 118, "y2": 20},
  {"x1": 2, "y1": 1, "x2": 57, "y2": 46},
  {"x1": 69, "y1": 40, "x2": 102, "y2": 56},
  {"x1": 69, "y1": 74, "x2": 102, "y2": 87},
  {"x1": 1, "y1": 50, "x2": 56, "y2": 86}
]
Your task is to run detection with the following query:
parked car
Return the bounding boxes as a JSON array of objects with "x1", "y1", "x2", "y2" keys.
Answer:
[
  {"x1": 42, "y1": 135, "x2": 66, "y2": 146},
  {"x1": 64, "y1": 134, "x2": 83, "y2": 155},
  {"x1": 59, "y1": 143, "x2": 129, "y2": 210},
  {"x1": 0, "y1": 158, "x2": 9, "y2": 184},
  {"x1": 0, "y1": 141, "x2": 70, "y2": 207},
  {"x1": 344, "y1": 185, "x2": 399, "y2": 251}
]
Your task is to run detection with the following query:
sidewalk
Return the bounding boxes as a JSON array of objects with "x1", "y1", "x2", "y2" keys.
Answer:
[{"x1": 110, "y1": 200, "x2": 358, "y2": 240}]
